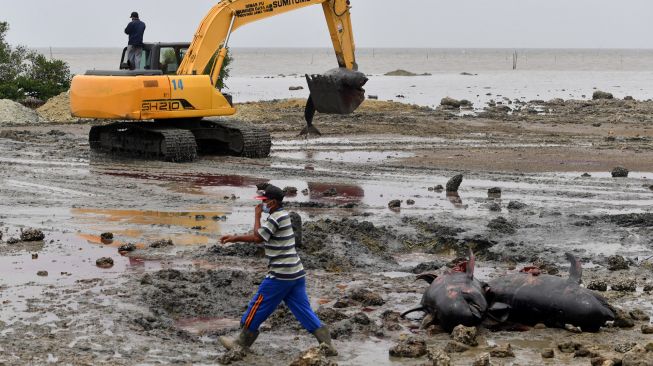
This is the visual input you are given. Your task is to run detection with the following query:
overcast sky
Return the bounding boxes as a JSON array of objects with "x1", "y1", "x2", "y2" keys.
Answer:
[{"x1": 2, "y1": 0, "x2": 653, "y2": 49}]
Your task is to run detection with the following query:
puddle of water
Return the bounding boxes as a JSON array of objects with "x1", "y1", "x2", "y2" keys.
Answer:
[
  {"x1": 71, "y1": 208, "x2": 229, "y2": 246},
  {"x1": 272, "y1": 151, "x2": 415, "y2": 164}
]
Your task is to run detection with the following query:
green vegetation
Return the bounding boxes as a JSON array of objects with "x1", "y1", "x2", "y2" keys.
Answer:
[
  {"x1": 0, "y1": 21, "x2": 71, "y2": 101},
  {"x1": 203, "y1": 46, "x2": 232, "y2": 90}
]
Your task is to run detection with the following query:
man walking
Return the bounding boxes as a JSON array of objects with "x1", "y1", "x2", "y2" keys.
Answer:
[
  {"x1": 219, "y1": 184, "x2": 337, "y2": 356},
  {"x1": 125, "y1": 11, "x2": 146, "y2": 70}
]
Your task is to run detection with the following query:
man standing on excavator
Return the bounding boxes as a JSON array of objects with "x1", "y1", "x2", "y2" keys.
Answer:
[
  {"x1": 219, "y1": 184, "x2": 337, "y2": 356},
  {"x1": 124, "y1": 11, "x2": 146, "y2": 70}
]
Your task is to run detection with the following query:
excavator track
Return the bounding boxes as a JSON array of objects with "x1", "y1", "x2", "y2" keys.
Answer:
[
  {"x1": 88, "y1": 119, "x2": 271, "y2": 162},
  {"x1": 89, "y1": 123, "x2": 198, "y2": 162}
]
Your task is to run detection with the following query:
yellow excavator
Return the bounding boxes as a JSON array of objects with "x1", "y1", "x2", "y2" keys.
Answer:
[{"x1": 70, "y1": 0, "x2": 368, "y2": 162}]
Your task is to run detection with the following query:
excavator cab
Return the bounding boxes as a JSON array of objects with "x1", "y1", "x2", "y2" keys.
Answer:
[{"x1": 119, "y1": 43, "x2": 189, "y2": 74}]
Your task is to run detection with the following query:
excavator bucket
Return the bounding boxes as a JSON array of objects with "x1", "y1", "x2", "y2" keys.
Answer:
[{"x1": 305, "y1": 68, "x2": 368, "y2": 114}]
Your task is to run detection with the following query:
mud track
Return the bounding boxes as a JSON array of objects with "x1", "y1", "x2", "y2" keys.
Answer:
[{"x1": 0, "y1": 98, "x2": 652, "y2": 365}]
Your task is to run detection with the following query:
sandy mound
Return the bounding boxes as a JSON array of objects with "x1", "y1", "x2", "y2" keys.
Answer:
[
  {"x1": 0, "y1": 99, "x2": 41, "y2": 125},
  {"x1": 37, "y1": 91, "x2": 78, "y2": 122}
]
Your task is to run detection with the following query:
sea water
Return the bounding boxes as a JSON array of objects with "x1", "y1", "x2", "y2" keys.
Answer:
[{"x1": 36, "y1": 47, "x2": 653, "y2": 109}]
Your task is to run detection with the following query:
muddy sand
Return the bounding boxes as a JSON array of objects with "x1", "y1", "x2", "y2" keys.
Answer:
[{"x1": 0, "y1": 96, "x2": 652, "y2": 365}]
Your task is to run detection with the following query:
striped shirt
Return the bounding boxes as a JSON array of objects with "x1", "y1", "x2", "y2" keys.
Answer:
[{"x1": 257, "y1": 208, "x2": 305, "y2": 280}]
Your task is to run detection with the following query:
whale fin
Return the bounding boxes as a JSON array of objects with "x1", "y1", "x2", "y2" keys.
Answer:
[
  {"x1": 400, "y1": 306, "x2": 426, "y2": 318},
  {"x1": 467, "y1": 250, "x2": 476, "y2": 280},
  {"x1": 565, "y1": 252, "x2": 582, "y2": 284},
  {"x1": 487, "y1": 302, "x2": 511, "y2": 322},
  {"x1": 416, "y1": 273, "x2": 438, "y2": 284}
]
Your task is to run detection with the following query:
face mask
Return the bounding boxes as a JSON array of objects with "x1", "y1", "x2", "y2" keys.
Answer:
[{"x1": 262, "y1": 203, "x2": 271, "y2": 213}]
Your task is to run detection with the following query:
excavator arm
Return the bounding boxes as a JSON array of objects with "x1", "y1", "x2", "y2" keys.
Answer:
[{"x1": 178, "y1": 0, "x2": 359, "y2": 84}]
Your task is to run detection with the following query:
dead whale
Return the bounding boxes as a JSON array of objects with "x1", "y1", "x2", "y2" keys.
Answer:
[
  {"x1": 401, "y1": 251, "x2": 488, "y2": 332},
  {"x1": 485, "y1": 253, "x2": 614, "y2": 332}
]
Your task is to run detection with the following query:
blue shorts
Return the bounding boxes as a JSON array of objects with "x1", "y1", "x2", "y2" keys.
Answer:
[{"x1": 241, "y1": 276, "x2": 322, "y2": 333}]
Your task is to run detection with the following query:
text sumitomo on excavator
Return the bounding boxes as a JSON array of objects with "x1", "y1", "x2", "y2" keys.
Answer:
[{"x1": 70, "y1": 0, "x2": 368, "y2": 162}]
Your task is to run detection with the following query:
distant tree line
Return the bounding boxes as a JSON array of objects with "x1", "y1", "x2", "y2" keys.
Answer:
[{"x1": 0, "y1": 21, "x2": 71, "y2": 102}]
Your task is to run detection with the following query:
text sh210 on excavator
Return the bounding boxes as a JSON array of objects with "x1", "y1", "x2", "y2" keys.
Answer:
[{"x1": 70, "y1": 0, "x2": 368, "y2": 162}]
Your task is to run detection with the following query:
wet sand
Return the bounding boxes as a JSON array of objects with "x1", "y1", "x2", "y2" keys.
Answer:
[{"x1": 0, "y1": 97, "x2": 652, "y2": 365}]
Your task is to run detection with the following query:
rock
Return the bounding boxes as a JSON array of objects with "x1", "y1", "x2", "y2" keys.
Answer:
[
  {"x1": 581, "y1": 173, "x2": 592, "y2": 177},
  {"x1": 289, "y1": 212, "x2": 302, "y2": 247},
  {"x1": 427, "y1": 348, "x2": 451, "y2": 366},
  {"x1": 611, "y1": 279, "x2": 636, "y2": 292},
  {"x1": 31, "y1": 253, "x2": 38, "y2": 259},
  {"x1": 368, "y1": 95, "x2": 378, "y2": 100},
  {"x1": 490, "y1": 343, "x2": 514, "y2": 358},
  {"x1": 591, "y1": 357, "x2": 616, "y2": 366},
  {"x1": 100, "y1": 232, "x2": 114, "y2": 240},
  {"x1": 118, "y1": 243, "x2": 136, "y2": 252},
  {"x1": 630, "y1": 309, "x2": 650, "y2": 321},
  {"x1": 487, "y1": 216, "x2": 517, "y2": 234},
  {"x1": 352, "y1": 312, "x2": 371, "y2": 325},
  {"x1": 558, "y1": 341, "x2": 583, "y2": 353},
  {"x1": 6, "y1": 237, "x2": 19, "y2": 245},
  {"x1": 96, "y1": 257, "x2": 114, "y2": 268},
  {"x1": 289, "y1": 344, "x2": 338, "y2": 366},
  {"x1": 149, "y1": 239, "x2": 173, "y2": 248},
  {"x1": 613, "y1": 308, "x2": 636, "y2": 328},
  {"x1": 593, "y1": 91, "x2": 614, "y2": 100},
  {"x1": 645, "y1": 284, "x2": 653, "y2": 292},
  {"x1": 541, "y1": 349, "x2": 555, "y2": 358},
  {"x1": 217, "y1": 348, "x2": 246, "y2": 364},
  {"x1": 487, "y1": 202, "x2": 502, "y2": 212},
  {"x1": 288, "y1": 86, "x2": 304, "y2": 91},
  {"x1": 624, "y1": 96, "x2": 634, "y2": 100},
  {"x1": 20, "y1": 228, "x2": 45, "y2": 242},
  {"x1": 444, "y1": 341, "x2": 470, "y2": 353},
  {"x1": 611, "y1": 166, "x2": 629, "y2": 178},
  {"x1": 385, "y1": 69, "x2": 418, "y2": 77},
  {"x1": 472, "y1": 353, "x2": 491, "y2": 366},
  {"x1": 450, "y1": 325, "x2": 478, "y2": 346},
  {"x1": 446, "y1": 174, "x2": 463, "y2": 192},
  {"x1": 37, "y1": 270, "x2": 48, "y2": 276},
  {"x1": 428, "y1": 185, "x2": 444, "y2": 192},
  {"x1": 622, "y1": 352, "x2": 653, "y2": 366},
  {"x1": 646, "y1": 343, "x2": 653, "y2": 352},
  {"x1": 406, "y1": 199, "x2": 415, "y2": 205},
  {"x1": 607, "y1": 255, "x2": 629, "y2": 270},
  {"x1": 441, "y1": 97, "x2": 462, "y2": 108},
  {"x1": 412, "y1": 261, "x2": 443, "y2": 274},
  {"x1": 388, "y1": 337, "x2": 427, "y2": 358},
  {"x1": 507, "y1": 201, "x2": 527, "y2": 210},
  {"x1": 575, "y1": 347, "x2": 591, "y2": 357},
  {"x1": 349, "y1": 288, "x2": 385, "y2": 306},
  {"x1": 641, "y1": 324, "x2": 653, "y2": 334},
  {"x1": 388, "y1": 200, "x2": 401, "y2": 209},
  {"x1": 587, "y1": 280, "x2": 608, "y2": 292},
  {"x1": 614, "y1": 342, "x2": 637, "y2": 353},
  {"x1": 487, "y1": 187, "x2": 502, "y2": 197}
]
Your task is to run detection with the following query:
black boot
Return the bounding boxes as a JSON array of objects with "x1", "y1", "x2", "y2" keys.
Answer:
[
  {"x1": 219, "y1": 329, "x2": 259, "y2": 352},
  {"x1": 313, "y1": 326, "x2": 338, "y2": 356}
]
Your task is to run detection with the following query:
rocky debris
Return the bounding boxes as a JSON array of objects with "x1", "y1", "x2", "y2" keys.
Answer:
[
  {"x1": 427, "y1": 348, "x2": 451, "y2": 366},
  {"x1": 6, "y1": 237, "x2": 19, "y2": 245},
  {"x1": 541, "y1": 348, "x2": 555, "y2": 358},
  {"x1": 384, "y1": 69, "x2": 423, "y2": 77},
  {"x1": 605, "y1": 213, "x2": 653, "y2": 227},
  {"x1": 558, "y1": 341, "x2": 584, "y2": 353},
  {"x1": 100, "y1": 232, "x2": 114, "y2": 240},
  {"x1": 349, "y1": 288, "x2": 385, "y2": 306},
  {"x1": 0, "y1": 99, "x2": 42, "y2": 125},
  {"x1": 507, "y1": 200, "x2": 527, "y2": 210},
  {"x1": 614, "y1": 342, "x2": 637, "y2": 353},
  {"x1": 581, "y1": 172, "x2": 592, "y2": 177},
  {"x1": 607, "y1": 255, "x2": 629, "y2": 270},
  {"x1": 611, "y1": 279, "x2": 636, "y2": 292},
  {"x1": 36, "y1": 91, "x2": 78, "y2": 122},
  {"x1": 96, "y1": 257, "x2": 114, "y2": 268},
  {"x1": 412, "y1": 261, "x2": 443, "y2": 274},
  {"x1": 289, "y1": 344, "x2": 338, "y2": 366},
  {"x1": 622, "y1": 352, "x2": 653, "y2": 366},
  {"x1": 149, "y1": 239, "x2": 173, "y2": 248},
  {"x1": 444, "y1": 341, "x2": 470, "y2": 353},
  {"x1": 368, "y1": 95, "x2": 378, "y2": 100},
  {"x1": 315, "y1": 307, "x2": 349, "y2": 324},
  {"x1": 380, "y1": 311, "x2": 402, "y2": 331},
  {"x1": 288, "y1": 86, "x2": 304, "y2": 91},
  {"x1": 389, "y1": 337, "x2": 427, "y2": 358},
  {"x1": 283, "y1": 186, "x2": 298, "y2": 196},
  {"x1": 472, "y1": 353, "x2": 491, "y2": 366},
  {"x1": 490, "y1": 343, "x2": 514, "y2": 357},
  {"x1": 207, "y1": 242, "x2": 261, "y2": 257},
  {"x1": 613, "y1": 308, "x2": 636, "y2": 328},
  {"x1": 37, "y1": 270, "x2": 48, "y2": 277},
  {"x1": 486, "y1": 202, "x2": 502, "y2": 212},
  {"x1": 388, "y1": 200, "x2": 401, "y2": 209},
  {"x1": 0, "y1": 231, "x2": 2, "y2": 241},
  {"x1": 406, "y1": 199, "x2": 415, "y2": 205},
  {"x1": 487, "y1": 187, "x2": 502, "y2": 197},
  {"x1": 428, "y1": 185, "x2": 444, "y2": 192},
  {"x1": 487, "y1": 216, "x2": 517, "y2": 234},
  {"x1": 118, "y1": 243, "x2": 136, "y2": 252},
  {"x1": 593, "y1": 91, "x2": 614, "y2": 100},
  {"x1": 289, "y1": 212, "x2": 302, "y2": 247},
  {"x1": 641, "y1": 325, "x2": 653, "y2": 334},
  {"x1": 440, "y1": 97, "x2": 472, "y2": 109},
  {"x1": 611, "y1": 166, "x2": 629, "y2": 178},
  {"x1": 446, "y1": 174, "x2": 463, "y2": 192},
  {"x1": 140, "y1": 269, "x2": 254, "y2": 320},
  {"x1": 19, "y1": 96, "x2": 45, "y2": 109},
  {"x1": 20, "y1": 228, "x2": 45, "y2": 242},
  {"x1": 450, "y1": 325, "x2": 478, "y2": 346},
  {"x1": 629, "y1": 309, "x2": 650, "y2": 321},
  {"x1": 588, "y1": 280, "x2": 608, "y2": 291},
  {"x1": 31, "y1": 253, "x2": 38, "y2": 259}
]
